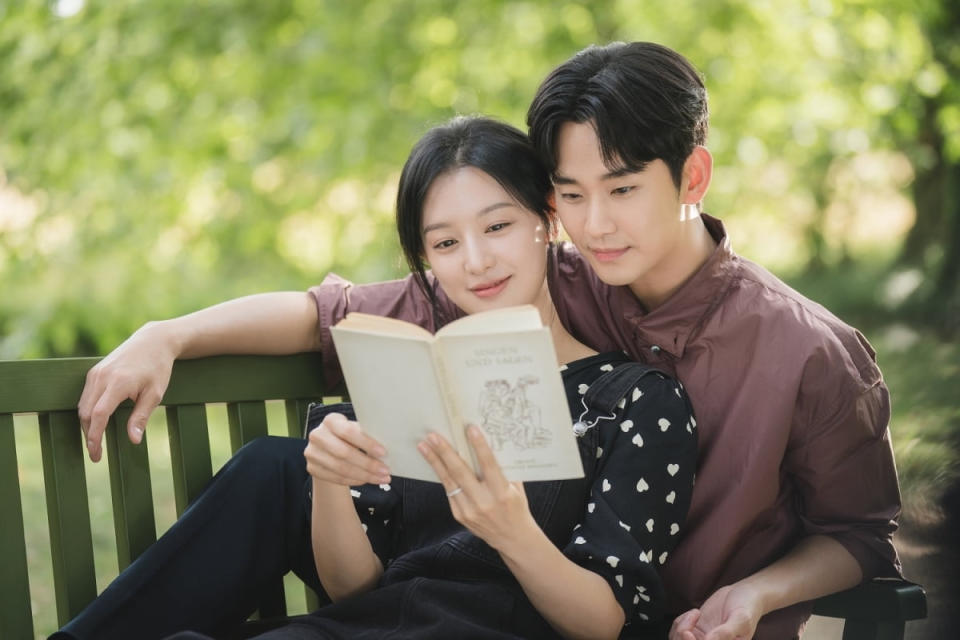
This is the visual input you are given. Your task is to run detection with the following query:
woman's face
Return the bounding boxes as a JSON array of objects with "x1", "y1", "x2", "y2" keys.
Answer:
[{"x1": 421, "y1": 167, "x2": 551, "y2": 317}]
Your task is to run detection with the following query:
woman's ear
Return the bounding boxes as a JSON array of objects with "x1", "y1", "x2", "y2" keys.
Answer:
[{"x1": 681, "y1": 146, "x2": 712, "y2": 205}]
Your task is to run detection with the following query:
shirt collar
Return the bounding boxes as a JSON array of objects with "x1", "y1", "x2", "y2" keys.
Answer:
[{"x1": 618, "y1": 214, "x2": 738, "y2": 359}]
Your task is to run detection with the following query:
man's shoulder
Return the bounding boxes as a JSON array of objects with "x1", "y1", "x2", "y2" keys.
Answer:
[
  {"x1": 728, "y1": 255, "x2": 882, "y2": 386},
  {"x1": 733, "y1": 256, "x2": 845, "y2": 330}
]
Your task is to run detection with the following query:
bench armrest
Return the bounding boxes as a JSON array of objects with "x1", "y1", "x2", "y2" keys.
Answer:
[{"x1": 812, "y1": 578, "x2": 927, "y2": 622}]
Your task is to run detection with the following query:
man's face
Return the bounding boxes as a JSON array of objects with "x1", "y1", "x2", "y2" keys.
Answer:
[{"x1": 553, "y1": 121, "x2": 694, "y2": 304}]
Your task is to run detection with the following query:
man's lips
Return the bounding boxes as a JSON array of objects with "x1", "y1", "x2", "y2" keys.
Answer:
[
  {"x1": 470, "y1": 276, "x2": 510, "y2": 298},
  {"x1": 590, "y1": 247, "x2": 629, "y2": 263}
]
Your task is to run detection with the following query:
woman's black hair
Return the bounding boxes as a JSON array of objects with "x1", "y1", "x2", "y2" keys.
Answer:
[
  {"x1": 396, "y1": 115, "x2": 554, "y2": 309},
  {"x1": 527, "y1": 41, "x2": 708, "y2": 190}
]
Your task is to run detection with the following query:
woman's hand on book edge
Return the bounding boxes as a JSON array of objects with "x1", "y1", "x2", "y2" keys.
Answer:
[
  {"x1": 418, "y1": 426, "x2": 539, "y2": 552},
  {"x1": 305, "y1": 412, "x2": 391, "y2": 486}
]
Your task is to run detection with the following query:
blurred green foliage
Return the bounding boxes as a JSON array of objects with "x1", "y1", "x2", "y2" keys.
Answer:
[
  {"x1": 0, "y1": 0, "x2": 958, "y2": 357},
  {"x1": 3, "y1": 5, "x2": 959, "y2": 634}
]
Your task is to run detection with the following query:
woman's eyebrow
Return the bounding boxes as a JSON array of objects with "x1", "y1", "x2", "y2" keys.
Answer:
[{"x1": 422, "y1": 202, "x2": 515, "y2": 235}]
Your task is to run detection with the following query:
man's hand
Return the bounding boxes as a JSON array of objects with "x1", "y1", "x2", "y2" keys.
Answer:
[
  {"x1": 77, "y1": 323, "x2": 176, "y2": 462},
  {"x1": 669, "y1": 582, "x2": 764, "y2": 640}
]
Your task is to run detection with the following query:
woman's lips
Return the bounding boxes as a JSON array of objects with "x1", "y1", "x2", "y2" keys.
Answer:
[{"x1": 471, "y1": 276, "x2": 510, "y2": 298}]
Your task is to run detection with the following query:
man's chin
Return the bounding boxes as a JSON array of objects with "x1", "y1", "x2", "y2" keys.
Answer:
[{"x1": 587, "y1": 261, "x2": 643, "y2": 288}]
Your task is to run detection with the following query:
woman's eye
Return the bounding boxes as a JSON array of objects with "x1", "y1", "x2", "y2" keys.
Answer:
[
  {"x1": 432, "y1": 239, "x2": 457, "y2": 250},
  {"x1": 487, "y1": 222, "x2": 511, "y2": 232}
]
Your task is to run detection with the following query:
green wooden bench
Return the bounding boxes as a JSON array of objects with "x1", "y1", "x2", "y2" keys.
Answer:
[{"x1": 0, "y1": 355, "x2": 927, "y2": 639}]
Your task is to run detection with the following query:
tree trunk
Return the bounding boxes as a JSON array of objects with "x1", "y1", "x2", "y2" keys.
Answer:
[
  {"x1": 929, "y1": 161, "x2": 960, "y2": 335},
  {"x1": 899, "y1": 100, "x2": 947, "y2": 266}
]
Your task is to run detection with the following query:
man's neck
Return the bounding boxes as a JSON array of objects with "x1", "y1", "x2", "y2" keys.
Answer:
[{"x1": 628, "y1": 216, "x2": 718, "y2": 310}]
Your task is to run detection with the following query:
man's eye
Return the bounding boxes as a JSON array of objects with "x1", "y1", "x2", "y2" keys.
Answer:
[
  {"x1": 559, "y1": 192, "x2": 582, "y2": 201},
  {"x1": 612, "y1": 186, "x2": 634, "y2": 195}
]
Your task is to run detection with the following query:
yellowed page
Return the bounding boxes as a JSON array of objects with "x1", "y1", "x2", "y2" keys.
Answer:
[{"x1": 330, "y1": 326, "x2": 451, "y2": 482}]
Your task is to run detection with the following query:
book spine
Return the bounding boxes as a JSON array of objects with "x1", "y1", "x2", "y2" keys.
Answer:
[{"x1": 430, "y1": 347, "x2": 476, "y2": 473}]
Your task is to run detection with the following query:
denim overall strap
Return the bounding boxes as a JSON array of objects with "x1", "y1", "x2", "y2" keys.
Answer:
[
  {"x1": 582, "y1": 363, "x2": 666, "y2": 416},
  {"x1": 304, "y1": 401, "x2": 356, "y2": 436}
]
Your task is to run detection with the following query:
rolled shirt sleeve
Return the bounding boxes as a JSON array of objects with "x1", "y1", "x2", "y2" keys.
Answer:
[
  {"x1": 786, "y1": 337, "x2": 901, "y2": 580},
  {"x1": 308, "y1": 273, "x2": 463, "y2": 389}
]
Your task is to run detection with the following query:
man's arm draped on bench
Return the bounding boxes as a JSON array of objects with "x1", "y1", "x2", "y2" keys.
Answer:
[{"x1": 78, "y1": 291, "x2": 320, "y2": 462}]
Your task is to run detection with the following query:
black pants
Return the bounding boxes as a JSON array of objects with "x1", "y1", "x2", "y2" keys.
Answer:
[
  {"x1": 166, "y1": 576, "x2": 560, "y2": 640},
  {"x1": 51, "y1": 436, "x2": 326, "y2": 640}
]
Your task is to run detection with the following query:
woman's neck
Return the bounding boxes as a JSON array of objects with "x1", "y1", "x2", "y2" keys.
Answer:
[
  {"x1": 531, "y1": 277, "x2": 596, "y2": 365},
  {"x1": 544, "y1": 305, "x2": 597, "y2": 366}
]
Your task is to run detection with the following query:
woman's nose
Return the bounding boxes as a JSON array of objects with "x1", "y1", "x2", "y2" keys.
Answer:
[{"x1": 463, "y1": 238, "x2": 495, "y2": 273}]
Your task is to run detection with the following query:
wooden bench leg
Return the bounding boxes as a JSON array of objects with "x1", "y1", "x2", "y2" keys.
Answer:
[{"x1": 842, "y1": 619, "x2": 906, "y2": 640}]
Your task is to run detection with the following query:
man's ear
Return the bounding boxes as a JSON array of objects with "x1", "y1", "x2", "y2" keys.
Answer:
[{"x1": 681, "y1": 146, "x2": 712, "y2": 205}]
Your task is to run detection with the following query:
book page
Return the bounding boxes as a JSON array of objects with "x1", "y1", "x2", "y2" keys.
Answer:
[
  {"x1": 336, "y1": 312, "x2": 434, "y2": 340},
  {"x1": 435, "y1": 305, "x2": 542, "y2": 337},
  {"x1": 330, "y1": 328, "x2": 449, "y2": 482},
  {"x1": 438, "y1": 327, "x2": 584, "y2": 482}
]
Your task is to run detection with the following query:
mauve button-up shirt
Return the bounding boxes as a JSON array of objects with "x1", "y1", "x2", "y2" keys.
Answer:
[{"x1": 308, "y1": 214, "x2": 901, "y2": 639}]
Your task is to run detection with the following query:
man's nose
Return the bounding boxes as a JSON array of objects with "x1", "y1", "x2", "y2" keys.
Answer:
[{"x1": 584, "y1": 198, "x2": 617, "y2": 237}]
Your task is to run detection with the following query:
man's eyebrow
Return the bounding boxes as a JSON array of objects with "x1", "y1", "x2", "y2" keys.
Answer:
[
  {"x1": 553, "y1": 166, "x2": 640, "y2": 185},
  {"x1": 421, "y1": 202, "x2": 514, "y2": 235},
  {"x1": 604, "y1": 166, "x2": 638, "y2": 179}
]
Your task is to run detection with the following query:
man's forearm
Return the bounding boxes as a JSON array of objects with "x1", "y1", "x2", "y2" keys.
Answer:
[
  {"x1": 144, "y1": 291, "x2": 321, "y2": 358},
  {"x1": 742, "y1": 534, "x2": 863, "y2": 615}
]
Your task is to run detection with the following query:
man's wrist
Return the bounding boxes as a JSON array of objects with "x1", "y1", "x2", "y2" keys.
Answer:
[
  {"x1": 137, "y1": 319, "x2": 185, "y2": 359},
  {"x1": 729, "y1": 575, "x2": 777, "y2": 620}
]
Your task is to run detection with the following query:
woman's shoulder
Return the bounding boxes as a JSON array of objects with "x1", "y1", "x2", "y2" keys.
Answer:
[{"x1": 560, "y1": 351, "x2": 632, "y2": 380}]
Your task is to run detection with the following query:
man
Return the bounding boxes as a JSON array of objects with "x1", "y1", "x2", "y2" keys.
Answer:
[
  {"x1": 523, "y1": 42, "x2": 901, "y2": 639},
  {"x1": 79, "y1": 42, "x2": 900, "y2": 639}
]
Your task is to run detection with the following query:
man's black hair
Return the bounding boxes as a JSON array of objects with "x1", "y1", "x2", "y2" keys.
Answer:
[{"x1": 527, "y1": 41, "x2": 708, "y2": 189}]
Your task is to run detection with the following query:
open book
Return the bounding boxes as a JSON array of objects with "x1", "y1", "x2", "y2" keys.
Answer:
[{"x1": 330, "y1": 305, "x2": 584, "y2": 483}]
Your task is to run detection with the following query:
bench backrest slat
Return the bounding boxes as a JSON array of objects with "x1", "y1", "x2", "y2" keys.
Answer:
[
  {"x1": 40, "y1": 411, "x2": 98, "y2": 626},
  {"x1": 166, "y1": 404, "x2": 214, "y2": 516},
  {"x1": 284, "y1": 399, "x2": 312, "y2": 439},
  {"x1": 228, "y1": 400, "x2": 270, "y2": 451},
  {"x1": 105, "y1": 408, "x2": 157, "y2": 570},
  {"x1": 0, "y1": 413, "x2": 34, "y2": 639}
]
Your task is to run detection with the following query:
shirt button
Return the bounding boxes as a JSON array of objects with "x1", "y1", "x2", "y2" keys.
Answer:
[{"x1": 650, "y1": 345, "x2": 661, "y2": 354}]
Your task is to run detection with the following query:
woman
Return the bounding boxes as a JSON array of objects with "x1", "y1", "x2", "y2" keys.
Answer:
[
  {"x1": 56, "y1": 117, "x2": 695, "y2": 640},
  {"x1": 228, "y1": 117, "x2": 695, "y2": 639}
]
